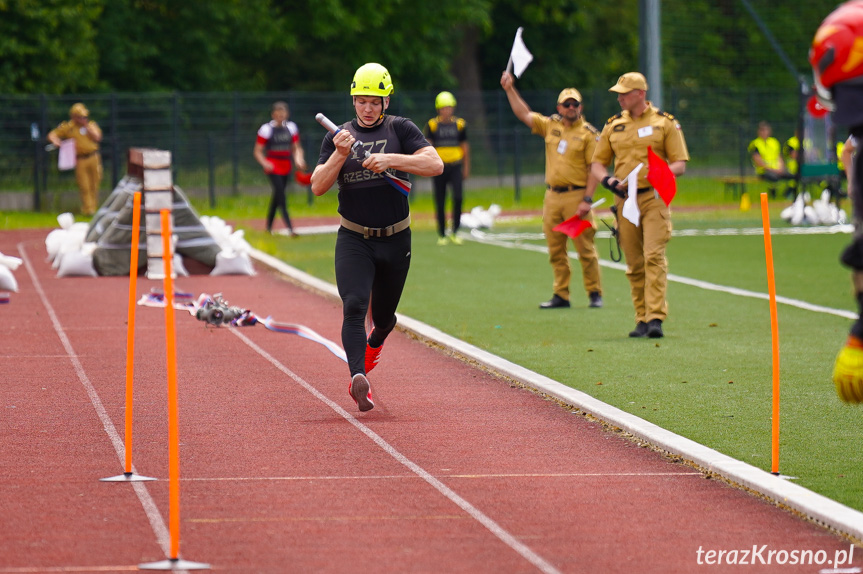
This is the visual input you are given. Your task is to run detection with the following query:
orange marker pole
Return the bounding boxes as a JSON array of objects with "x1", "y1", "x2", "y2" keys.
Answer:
[
  {"x1": 161, "y1": 209, "x2": 182, "y2": 559},
  {"x1": 760, "y1": 193, "x2": 781, "y2": 475},
  {"x1": 124, "y1": 192, "x2": 142, "y2": 474}
]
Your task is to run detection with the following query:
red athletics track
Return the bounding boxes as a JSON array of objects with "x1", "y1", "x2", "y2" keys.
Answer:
[{"x1": 1, "y1": 227, "x2": 861, "y2": 574}]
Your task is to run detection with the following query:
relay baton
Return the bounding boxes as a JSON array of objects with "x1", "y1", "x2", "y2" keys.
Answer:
[{"x1": 314, "y1": 113, "x2": 411, "y2": 197}]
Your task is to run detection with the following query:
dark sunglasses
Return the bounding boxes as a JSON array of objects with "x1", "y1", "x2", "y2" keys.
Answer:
[{"x1": 560, "y1": 101, "x2": 580, "y2": 108}]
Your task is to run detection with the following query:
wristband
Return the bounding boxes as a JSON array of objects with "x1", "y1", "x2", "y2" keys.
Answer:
[{"x1": 601, "y1": 176, "x2": 615, "y2": 191}]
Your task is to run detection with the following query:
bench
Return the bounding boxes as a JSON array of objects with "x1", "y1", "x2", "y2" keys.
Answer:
[{"x1": 718, "y1": 176, "x2": 762, "y2": 198}]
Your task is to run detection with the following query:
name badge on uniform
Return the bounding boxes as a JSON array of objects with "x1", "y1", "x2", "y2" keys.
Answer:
[
  {"x1": 637, "y1": 126, "x2": 653, "y2": 138},
  {"x1": 79, "y1": 127, "x2": 87, "y2": 135},
  {"x1": 557, "y1": 140, "x2": 568, "y2": 154}
]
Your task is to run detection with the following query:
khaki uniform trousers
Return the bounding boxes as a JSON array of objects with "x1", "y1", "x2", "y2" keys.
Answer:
[
  {"x1": 615, "y1": 192, "x2": 672, "y2": 323},
  {"x1": 75, "y1": 153, "x2": 102, "y2": 216},
  {"x1": 542, "y1": 188, "x2": 602, "y2": 301}
]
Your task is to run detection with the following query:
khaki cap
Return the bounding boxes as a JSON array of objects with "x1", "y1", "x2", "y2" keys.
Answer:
[
  {"x1": 609, "y1": 72, "x2": 648, "y2": 93},
  {"x1": 557, "y1": 88, "x2": 583, "y2": 104},
  {"x1": 69, "y1": 103, "x2": 90, "y2": 117}
]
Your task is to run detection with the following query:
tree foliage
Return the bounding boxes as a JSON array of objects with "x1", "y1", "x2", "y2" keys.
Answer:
[
  {"x1": 0, "y1": 0, "x2": 101, "y2": 94},
  {"x1": 0, "y1": 0, "x2": 847, "y2": 94}
]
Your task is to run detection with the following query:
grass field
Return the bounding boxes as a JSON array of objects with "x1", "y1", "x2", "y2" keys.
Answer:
[{"x1": 6, "y1": 181, "x2": 862, "y2": 513}]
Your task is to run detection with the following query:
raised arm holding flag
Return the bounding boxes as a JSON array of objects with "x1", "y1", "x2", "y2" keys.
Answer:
[
  {"x1": 507, "y1": 27, "x2": 533, "y2": 79},
  {"x1": 501, "y1": 69, "x2": 604, "y2": 310}
]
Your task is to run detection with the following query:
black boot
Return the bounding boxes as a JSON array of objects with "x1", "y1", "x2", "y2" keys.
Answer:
[
  {"x1": 629, "y1": 321, "x2": 648, "y2": 338},
  {"x1": 540, "y1": 294, "x2": 570, "y2": 309},
  {"x1": 647, "y1": 319, "x2": 664, "y2": 338}
]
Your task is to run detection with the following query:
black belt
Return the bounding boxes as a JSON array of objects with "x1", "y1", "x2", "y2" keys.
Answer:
[
  {"x1": 547, "y1": 184, "x2": 585, "y2": 193},
  {"x1": 340, "y1": 215, "x2": 410, "y2": 239},
  {"x1": 77, "y1": 150, "x2": 98, "y2": 159},
  {"x1": 610, "y1": 186, "x2": 653, "y2": 199}
]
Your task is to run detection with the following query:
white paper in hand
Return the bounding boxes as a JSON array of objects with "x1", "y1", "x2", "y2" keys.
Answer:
[
  {"x1": 58, "y1": 139, "x2": 76, "y2": 171},
  {"x1": 621, "y1": 163, "x2": 643, "y2": 227}
]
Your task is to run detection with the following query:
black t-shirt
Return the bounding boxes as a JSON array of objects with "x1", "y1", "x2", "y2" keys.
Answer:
[{"x1": 318, "y1": 115, "x2": 430, "y2": 228}]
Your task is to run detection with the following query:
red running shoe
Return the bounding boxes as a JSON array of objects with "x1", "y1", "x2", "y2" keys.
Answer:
[
  {"x1": 365, "y1": 342, "x2": 383, "y2": 373},
  {"x1": 349, "y1": 374, "x2": 374, "y2": 412}
]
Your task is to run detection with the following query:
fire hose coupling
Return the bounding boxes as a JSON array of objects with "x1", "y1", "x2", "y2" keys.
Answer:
[{"x1": 195, "y1": 293, "x2": 249, "y2": 326}]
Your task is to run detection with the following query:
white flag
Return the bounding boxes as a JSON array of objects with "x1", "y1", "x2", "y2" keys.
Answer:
[
  {"x1": 621, "y1": 163, "x2": 643, "y2": 227},
  {"x1": 508, "y1": 27, "x2": 533, "y2": 79}
]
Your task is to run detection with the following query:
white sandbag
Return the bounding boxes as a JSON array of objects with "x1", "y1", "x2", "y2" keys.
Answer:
[
  {"x1": 56, "y1": 251, "x2": 98, "y2": 277},
  {"x1": 460, "y1": 211, "x2": 479, "y2": 229},
  {"x1": 45, "y1": 228, "x2": 66, "y2": 261},
  {"x1": 0, "y1": 265, "x2": 18, "y2": 292},
  {"x1": 227, "y1": 229, "x2": 251, "y2": 254},
  {"x1": 57, "y1": 212, "x2": 75, "y2": 230},
  {"x1": 803, "y1": 205, "x2": 818, "y2": 225},
  {"x1": 210, "y1": 251, "x2": 256, "y2": 276},
  {"x1": 0, "y1": 252, "x2": 23, "y2": 271},
  {"x1": 790, "y1": 194, "x2": 805, "y2": 226},
  {"x1": 813, "y1": 199, "x2": 833, "y2": 225},
  {"x1": 460, "y1": 205, "x2": 502, "y2": 230},
  {"x1": 200, "y1": 215, "x2": 238, "y2": 253},
  {"x1": 173, "y1": 254, "x2": 189, "y2": 277}
]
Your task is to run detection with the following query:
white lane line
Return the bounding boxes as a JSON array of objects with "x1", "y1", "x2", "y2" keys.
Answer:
[
  {"x1": 470, "y1": 224, "x2": 853, "y2": 241},
  {"x1": 229, "y1": 327, "x2": 562, "y2": 574},
  {"x1": 18, "y1": 244, "x2": 175, "y2": 563},
  {"x1": 0, "y1": 567, "x2": 140, "y2": 572},
  {"x1": 181, "y1": 471, "x2": 702, "y2": 482},
  {"x1": 467, "y1": 231, "x2": 857, "y2": 320}
]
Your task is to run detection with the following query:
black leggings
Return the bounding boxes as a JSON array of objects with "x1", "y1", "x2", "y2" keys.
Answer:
[
  {"x1": 433, "y1": 163, "x2": 464, "y2": 237},
  {"x1": 335, "y1": 227, "x2": 411, "y2": 376},
  {"x1": 266, "y1": 173, "x2": 292, "y2": 231}
]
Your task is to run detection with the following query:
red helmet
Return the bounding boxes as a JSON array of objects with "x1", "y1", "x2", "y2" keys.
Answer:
[{"x1": 810, "y1": 0, "x2": 863, "y2": 90}]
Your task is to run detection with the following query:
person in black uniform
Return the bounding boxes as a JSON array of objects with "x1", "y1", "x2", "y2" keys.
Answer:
[
  {"x1": 254, "y1": 101, "x2": 307, "y2": 236},
  {"x1": 810, "y1": 0, "x2": 863, "y2": 401},
  {"x1": 424, "y1": 91, "x2": 470, "y2": 245},
  {"x1": 310, "y1": 63, "x2": 443, "y2": 412}
]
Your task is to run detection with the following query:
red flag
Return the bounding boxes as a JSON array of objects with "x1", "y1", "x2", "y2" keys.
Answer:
[
  {"x1": 553, "y1": 214, "x2": 591, "y2": 238},
  {"x1": 647, "y1": 146, "x2": 676, "y2": 207}
]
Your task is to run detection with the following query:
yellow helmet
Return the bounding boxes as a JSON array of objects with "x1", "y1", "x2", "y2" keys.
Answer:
[
  {"x1": 350, "y1": 63, "x2": 393, "y2": 97},
  {"x1": 435, "y1": 91, "x2": 457, "y2": 109}
]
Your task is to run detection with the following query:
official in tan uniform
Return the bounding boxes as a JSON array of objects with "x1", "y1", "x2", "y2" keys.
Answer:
[
  {"x1": 501, "y1": 71, "x2": 603, "y2": 309},
  {"x1": 588, "y1": 72, "x2": 689, "y2": 338},
  {"x1": 48, "y1": 103, "x2": 103, "y2": 216}
]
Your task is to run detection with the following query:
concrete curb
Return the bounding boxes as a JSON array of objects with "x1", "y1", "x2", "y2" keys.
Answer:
[{"x1": 250, "y1": 247, "x2": 863, "y2": 543}]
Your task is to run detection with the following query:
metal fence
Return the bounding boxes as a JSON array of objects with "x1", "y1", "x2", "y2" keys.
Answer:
[{"x1": 1, "y1": 87, "x2": 807, "y2": 211}]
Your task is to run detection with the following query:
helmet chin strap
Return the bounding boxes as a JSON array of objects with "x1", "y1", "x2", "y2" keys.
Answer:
[{"x1": 355, "y1": 97, "x2": 388, "y2": 128}]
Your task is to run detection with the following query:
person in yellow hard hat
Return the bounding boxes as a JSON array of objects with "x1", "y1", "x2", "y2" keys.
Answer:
[
  {"x1": 424, "y1": 91, "x2": 470, "y2": 245},
  {"x1": 47, "y1": 103, "x2": 103, "y2": 216},
  {"x1": 501, "y1": 70, "x2": 604, "y2": 310},
  {"x1": 310, "y1": 63, "x2": 443, "y2": 412}
]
